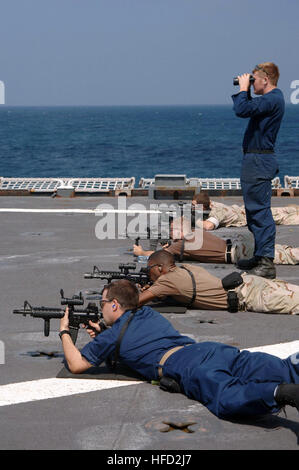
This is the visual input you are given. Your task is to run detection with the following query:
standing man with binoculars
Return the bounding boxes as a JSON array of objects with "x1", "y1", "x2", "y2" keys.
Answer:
[{"x1": 232, "y1": 63, "x2": 285, "y2": 279}]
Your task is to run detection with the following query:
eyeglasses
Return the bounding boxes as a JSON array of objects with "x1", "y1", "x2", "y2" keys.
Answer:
[
  {"x1": 100, "y1": 299, "x2": 112, "y2": 309},
  {"x1": 147, "y1": 263, "x2": 161, "y2": 272}
]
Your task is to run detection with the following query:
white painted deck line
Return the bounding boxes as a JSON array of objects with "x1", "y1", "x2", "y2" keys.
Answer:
[
  {"x1": 0, "y1": 378, "x2": 142, "y2": 407},
  {"x1": 0, "y1": 341, "x2": 298, "y2": 408},
  {"x1": 244, "y1": 340, "x2": 299, "y2": 358},
  {"x1": 0, "y1": 208, "x2": 162, "y2": 214}
]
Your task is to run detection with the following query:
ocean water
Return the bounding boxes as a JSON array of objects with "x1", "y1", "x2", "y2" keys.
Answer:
[{"x1": 0, "y1": 105, "x2": 298, "y2": 183}]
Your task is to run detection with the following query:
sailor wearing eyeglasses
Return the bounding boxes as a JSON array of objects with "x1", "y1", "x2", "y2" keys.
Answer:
[{"x1": 58, "y1": 278, "x2": 299, "y2": 419}]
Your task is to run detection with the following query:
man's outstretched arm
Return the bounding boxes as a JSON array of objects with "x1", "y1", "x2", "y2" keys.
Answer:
[{"x1": 138, "y1": 289, "x2": 157, "y2": 306}]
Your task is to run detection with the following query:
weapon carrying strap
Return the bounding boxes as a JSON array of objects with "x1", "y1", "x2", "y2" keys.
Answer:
[
  {"x1": 180, "y1": 238, "x2": 185, "y2": 262},
  {"x1": 108, "y1": 308, "x2": 138, "y2": 371},
  {"x1": 180, "y1": 266, "x2": 196, "y2": 308}
]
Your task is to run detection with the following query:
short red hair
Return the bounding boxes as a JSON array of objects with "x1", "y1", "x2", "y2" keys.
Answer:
[{"x1": 252, "y1": 62, "x2": 280, "y2": 86}]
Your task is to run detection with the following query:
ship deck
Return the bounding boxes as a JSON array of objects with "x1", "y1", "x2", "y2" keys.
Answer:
[{"x1": 0, "y1": 194, "x2": 298, "y2": 452}]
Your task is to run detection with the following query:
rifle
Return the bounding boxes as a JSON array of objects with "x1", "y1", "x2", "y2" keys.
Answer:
[
  {"x1": 84, "y1": 263, "x2": 151, "y2": 287},
  {"x1": 176, "y1": 202, "x2": 211, "y2": 224},
  {"x1": 128, "y1": 203, "x2": 210, "y2": 248},
  {"x1": 13, "y1": 289, "x2": 102, "y2": 344},
  {"x1": 128, "y1": 226, "x2": 170, "y2": 248}
]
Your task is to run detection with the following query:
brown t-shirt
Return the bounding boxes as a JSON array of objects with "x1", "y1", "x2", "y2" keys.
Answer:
[
  {"x1": 147, "y1": 264, "x2": 228, "y2": 310},
  {"x1": 165, "y1": 230, "x2": 226, "y2": 263}
]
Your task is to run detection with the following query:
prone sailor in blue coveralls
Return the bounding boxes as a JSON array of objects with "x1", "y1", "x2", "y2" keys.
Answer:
[
  {"x1": 232, "y1": 62, "x2": 285, "y2": 279},
  {"x1": 59, "y1": 279, "x2": 299, "y2": 420}
]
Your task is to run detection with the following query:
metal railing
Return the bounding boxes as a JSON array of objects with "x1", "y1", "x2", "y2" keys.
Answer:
[
  {"x1": 284, "y1": 176, "x2": 299, "y2": 189},
  {"x1": 0, "y1": 178, "x2": 64, "y2": 192},
  {"x1": 0, "y1": 177, "x2": 135, "y2": 192},
  {"x1": 138, "y1": 176, "x2": 281, "y2": 190},
  {"x1": 1, "y1": 175, "x2": 294, "y2": 193}
]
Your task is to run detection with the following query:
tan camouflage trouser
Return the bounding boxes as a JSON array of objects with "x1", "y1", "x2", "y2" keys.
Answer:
[
  {"x1": 230, "y1": 232, "x2": 299, "y2": 265},
  {"x1": 210, "y1": 202, "x2": 299, "y2": 227},
  {"x1": 272, "y1": 206, "x2": 299, "y2": 225},
  {"x1": 209, "y1": 202, "x2": 246, "y2": 227},
  {"x1": 235, "y1": 273, "x2": 299, "y2": 314}
]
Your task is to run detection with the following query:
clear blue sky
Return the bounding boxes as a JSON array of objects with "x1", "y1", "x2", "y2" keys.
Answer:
[{"x1": 1, "y1": 0, "x2": 298, "y2": 105}]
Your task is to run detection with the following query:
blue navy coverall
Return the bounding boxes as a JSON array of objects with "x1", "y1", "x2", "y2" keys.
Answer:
[
  {"x1": 80, "y1": 306, "x2": 299, "y2": 419},
  {"x1": 232, "y1": 89, "x2": 285, "y2": 258}
]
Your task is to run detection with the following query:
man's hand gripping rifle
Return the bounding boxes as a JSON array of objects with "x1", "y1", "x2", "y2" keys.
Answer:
[{"x1": 13, "y1": 289, "x2": 101, "y2": 344}]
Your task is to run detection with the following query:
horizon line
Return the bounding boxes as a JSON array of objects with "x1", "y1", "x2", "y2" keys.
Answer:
[{"x1": 0, "y1": 102, "x2": 295, "y2": 108}]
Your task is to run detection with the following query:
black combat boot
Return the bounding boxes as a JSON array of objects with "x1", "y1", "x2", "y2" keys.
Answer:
[
  {"x1": 246, "y1": 256, "x2": 276, "y2": 279},
  {"x1": 275, "y1": 384, "x2": 299, "y2": 412},
  {"x1": 237, "y1": 256, "x2": 260, "y2": 270}
]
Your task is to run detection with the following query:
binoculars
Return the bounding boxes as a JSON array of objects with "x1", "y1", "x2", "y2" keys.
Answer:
[{"x1": 233, "y1": 75, "x2": 255, "y2": 86}]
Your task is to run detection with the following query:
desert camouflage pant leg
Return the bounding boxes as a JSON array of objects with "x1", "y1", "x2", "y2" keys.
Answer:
[
  {"x1": 271, "y1": 206, "x2": 299, "y2": 225},
  {"x1": 235, "y1": 274, "x2": 299, "y2": 314},
  {"x1": 230, "y1": 232, "x2": 299, "y2": 265},
  {"x1": 231, "y1": 233, "x2": 255, "y2": 263},
  {"x1": 210, "y1": 203, "x2": 299, "y2": 227},
  {"x1": 273, "y1": 244, "x2": 299, "y2": 265},
  {"x1": 209, "y1": 203, "x2": 247, "y2": 227}
]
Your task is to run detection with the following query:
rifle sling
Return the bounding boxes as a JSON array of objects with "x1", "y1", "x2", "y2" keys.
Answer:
[
  {"x1": 108, "y1": 308, "x2": 138, "y2": 371},
  {"x1": 180, "y1": 238, "x2": 185, "y2": 262},
  {"x1": 180, "y1": 266, "x2": 196, "y2": 308}
]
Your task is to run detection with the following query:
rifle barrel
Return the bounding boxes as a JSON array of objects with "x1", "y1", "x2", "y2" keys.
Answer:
[
  {"x1": 13, "y1": 307, "x2": 65, "y2": 318},
  {"x1": 13, "y1": 307, "x2": 99, "y2": 319}
]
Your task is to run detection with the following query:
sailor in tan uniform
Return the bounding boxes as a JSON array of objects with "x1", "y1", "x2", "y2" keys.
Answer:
[
  {"x1": 133, "y1": 225, "x2": 299, "y2": 266},
  {"x1": 139, "y1": 250, "x2": 299, "y2": 315},
  {"x1": 193, "y1": 193, "x2": 299, "y2": 231}
]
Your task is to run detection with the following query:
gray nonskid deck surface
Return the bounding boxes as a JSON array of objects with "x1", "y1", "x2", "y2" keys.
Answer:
[{"x1": 0, "y1": 195, "x2": 299, "y2": 451}]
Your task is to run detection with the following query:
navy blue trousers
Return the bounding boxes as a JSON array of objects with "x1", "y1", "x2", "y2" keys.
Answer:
[
  {"x1": 163, "y1": 342, "x2": 299, "y2": 419},
  {"x1": 241, "y1": 153, "x2": 279, "y2": 258}
]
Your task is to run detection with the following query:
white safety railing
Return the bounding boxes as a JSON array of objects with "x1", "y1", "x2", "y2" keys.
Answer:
[
  {"x1": 0, "y1": 178, "x2": 64, "y2": 192},
  {"x1": 0, "y1": 175, "x2": 286, "y2": 193},
  {"x1": 66, "y1": 178, "x2": 135, "y2": 191},
  {"x1": 284, "y1": 176, "x2": 299, "y2": 189},
  {"x1": 138, "y1": 178, "x2": 155, "y2": 189},
  {"x1": 271, "y1": 176, "x2": 282, "y2": 188},
  {"x1": 0, "y1": 177, "x2": 135, "y2": 192},
  {"x1": 196, "y1": 178, "x2": 242, "y2": 190}
]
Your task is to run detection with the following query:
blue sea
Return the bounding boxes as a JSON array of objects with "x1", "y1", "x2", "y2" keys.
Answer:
[{"x1": 0, "y1": 105, "x2": 298, "y2": 183}]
